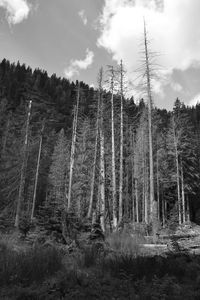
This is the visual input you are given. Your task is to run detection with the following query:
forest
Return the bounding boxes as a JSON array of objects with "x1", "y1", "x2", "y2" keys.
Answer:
[
  {"x1": 0, "y1": 58, "x2": 200, "y2": 231},
  {"x1": 1, "y1": 37, "x2": 200, "y2": 298}
]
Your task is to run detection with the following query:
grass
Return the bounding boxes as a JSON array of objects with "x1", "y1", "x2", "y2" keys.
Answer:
[
  {"x1": 0, "y1": 237, "x2": 63, "y2": 286},
  {"x1": 106, "y1": 228, "x2": 145, "y2": 256},
  {"x1": 1, "y1": 229, "x2": 200, "y2": 299}
]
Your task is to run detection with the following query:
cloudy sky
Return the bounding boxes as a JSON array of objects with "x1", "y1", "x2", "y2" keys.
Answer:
[{"x1": 0, "y1": 0, "x2": 200, "y2": 109}]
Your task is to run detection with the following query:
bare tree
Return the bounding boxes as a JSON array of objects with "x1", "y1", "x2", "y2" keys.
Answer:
[
  {"x1": 118, "y1": 60, "x2": 125, "y2": 225},
  {"x1": 87, "y1": 91, "x2": 100, "y2": 219},
  {"x1": 143, "y1": 20, "x2": 157, "y2": 231},
  {"x1": 172, "y1": 115, "x2": 182, "y2": 224},
  {"x1": 108, "y1": 66, "x2": 117, "y2": 229},
  {"x1": 15, "y1": 100, "x2": 32, "y2": 228},
  {"x1": 67, "y1": 82, "x2": 80, "y2": 210},
  {"x1": 97, "y1": 68, "x2": 106, "y2": 232},
  {"x1": 31, "y1": 120, "x2": 45, "y2": 221}
]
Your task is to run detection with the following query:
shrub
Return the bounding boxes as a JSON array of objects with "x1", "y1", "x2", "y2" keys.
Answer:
[
  {"x1": 0, "y1": 243, "x2": 63, "y2": 286},
  {"x1": 106, "y1": 229, "x2": 144, "y2": 256}
]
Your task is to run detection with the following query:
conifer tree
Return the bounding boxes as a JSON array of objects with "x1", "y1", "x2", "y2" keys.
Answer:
[{"x1": 48, "y1": 128, "x2": 68, "y2": 209}]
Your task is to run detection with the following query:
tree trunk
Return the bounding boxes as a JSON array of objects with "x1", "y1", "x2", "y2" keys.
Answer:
[
  {"x1": 186, "y1": 195, "x2": 190, "y2": 222},
  {"x1": 130, "y1": 127, "x2": 135, "y2": 222},
  {"x1": 156, "y1": 149, "x2": 160, "y2": 222},
  {"x1": 180, "y1": 160, "x2": 186, "y2": 223},
  {"x1": 98, "y1": 68, "x2": 106, "y2": 232},
  {"x1": 143, "y1": 20, "x2": 157, "y2": 231},
  {"x1": 31, "y1": 120, "x2": 45, "y2": 221},
  {"x1": 135, "y1": 178, "x2": 139, "y2": 223},
  {"x1": 109, "y1": 66, "x2": 117, "y2": 229},
  {"x1": 67, "y1": 83, "x2": 80, "y2": 210},
  {"x1": 172, "y1": 116, "x2": 182, "y2": 224},
  {"x1": 161, "y1": 186, "x2": 165, "y2": 227},
  {"x1": 119, "y1": 60, "x2": 124, "y2": 225},
  {"x1": 87, "y1": 92, "x2": 100, "y2": 219},
  {"x1": 15, "y1": 100, "x2": 32, "y2": 228}
]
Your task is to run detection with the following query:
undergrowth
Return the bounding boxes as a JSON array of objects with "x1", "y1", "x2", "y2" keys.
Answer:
[
  {"x1": 1, "y1": 230, "x2": 200, "y2": 299},
  {"x1": 0, "y1": 239, "x2": 62, "y2": 286}
]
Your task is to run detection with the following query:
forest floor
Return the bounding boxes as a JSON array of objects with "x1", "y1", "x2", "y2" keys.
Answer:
[{"x1": 1, "y1": 223, "x2": 200, "y2": 299}]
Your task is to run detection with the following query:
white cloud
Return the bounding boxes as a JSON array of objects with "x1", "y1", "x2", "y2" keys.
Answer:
[
  {"x1": 171, "y1": 82, "x2": 183, "y2": 92},
  {"x1": 189, "y1": 93, "x2": 200, "y2": 107},
  {"x1": 97, "y1": 0, "x2": 200, "y2": 100},
  {"x1": 0, "y1": 0, "x2": 31, "y2": 25},
  {"x1": 78, "y1": 9, "x2": 87, "y2": 25},
  {"x1": 64, "y1": 48, "x2": 94, "y2": 79}
]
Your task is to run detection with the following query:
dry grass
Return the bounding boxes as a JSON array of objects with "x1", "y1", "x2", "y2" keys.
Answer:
[{"x1": 106, "y1": 229, "x2": 145, "y2": 256}]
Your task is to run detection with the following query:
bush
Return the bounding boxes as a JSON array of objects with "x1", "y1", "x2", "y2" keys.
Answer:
[
  {"x1": 106, "y1": 229, "x2": 144, "y2": 256},
  {"x1": 0, "y1": 242, "x2": 63, "y2": 286},
  {"x1": 103, "y1": 252, "x2": 200, "y2": 281}
]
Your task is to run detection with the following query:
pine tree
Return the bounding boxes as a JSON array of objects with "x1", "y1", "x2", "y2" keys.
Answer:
[{"x1": 48, "y1": 128, "x2": 68, "y2": 209}]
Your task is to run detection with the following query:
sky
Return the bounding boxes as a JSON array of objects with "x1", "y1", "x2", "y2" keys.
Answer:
[{"x1": 0, "y1": 0, "x2": 200, "y2": 110}]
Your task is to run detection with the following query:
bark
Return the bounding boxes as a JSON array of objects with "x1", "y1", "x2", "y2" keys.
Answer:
[
  {"x1": 135, "y1": 178, "x2": 139, "y2": 223},
  {"x1": 186, "y1": 195, "x2": 190, "y2": 222},
  {"x1": 110, "y1": 66, "x2": 117, "y2": 229},
  {"x1": 156, "y1": 149, "x2": 160, "y2": 222},
  {"x1": 172, "y1": 116, "x2": 182, "y2": 224},
  {"x1": 15, "y1": 100, "x2": 32, "y2": 228},
  {"x1": 87, "y1": 91, "x2": 100, "y2": 218},
  {"x1": 98, "y1": 68, "x2": 106, "y2": 232},
  {"x1": 143, "y1": 20, "x2": 157, "y2": 229},
  {"x1": 130, "y1": 127, "x2": 135, "y2": 222},
  {"x1": 119, "y1": 60, "x2": 124, "y2": 225},
  {"x1": 67, "y1": 83, "x2": 80, "y2": 210},
  {"x1": 161, "y1": 186, "x2": 165, "y2": 227},
  {"x1": 77, "y1": 126, "x2": 87, "y2": 217},
  {"x1": 180, "y1": 160, "x2": 186, "y2": 223},
  {"x1": 31, "y1": 120, "x2": 45, "y2": 221}
]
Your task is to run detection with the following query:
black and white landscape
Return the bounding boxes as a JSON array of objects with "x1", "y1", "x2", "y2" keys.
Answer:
[{"x1": 1, "y1": 1, "x2": 200, "y2": 299}]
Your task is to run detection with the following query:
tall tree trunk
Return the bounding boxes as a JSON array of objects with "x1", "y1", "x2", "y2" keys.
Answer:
[
  {"x1": 125, "y1": 159, "x2": 129, "y2": 219},
  {"x1": 130, "y1": 127, "x2": 135, "y2": 222},
  {"x1": 31, "y1": 120, "x2": 45, "y2": 221},
  {"x1": 161, "y1": 185, "x2": 165, "y2": 227},
  {"x1": 143, "y1": 20, "x2": 157, "y2": 230},
  {"x1": 77, "y1": 126, "x2": 87, "y2": 218},
  {"x1": 119, "y1": 60, "x2": 124, "y2": 225},
  {"x1": 15, "y1": 100, "x2": 32, "y2": 228},
  {"x1": 172, "y1": 116, "x2": 182, "y2": 224},
  {"x1": 156, "y1": 149, "x2": 160, "y2": 222},
  {"x1": 135, "y1": 178, "x2": 139, "y2": 223},
  {"x1": 186, "y1": 195, "x2": 190, "y2": 222},
  {"x1": 180, "y1": 159, "x2": 186, "y2": 223},
  {"x1": 87, "y1": 92, "x2": 100, "y2": 218},
  {"x1": 98, "y1": 68, "x2": 106, "y2": 232},
  {"x1": 109, "y1": 66, "x2": 117, "y2": 229},
  {"x1": 67, "y1": 83, "x2": 80, "y2": 210}
]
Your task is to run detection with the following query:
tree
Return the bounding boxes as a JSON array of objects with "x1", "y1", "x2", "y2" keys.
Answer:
[
  {"x1": 98, "y1": 68, "x2": 106, "y2": 232},
  {"x1": 118, "y1": 60, "x2": 125, "y2": 225},
  {"x1": 67, "y1": 82, "x2": 80, "y2": 210},
  {"x1": 87, "y1": 92, "x2": 100, "y2": 219},
  {"x1": 31, "y1": 120, "x2": 45, "y2": 221},
  {"x1": 48, "y1": 128, "x2": 68, "y2": 209},
  {"x1": 108, "y1": 66, "x2": 117, "y2": 229},
  {"x1": 143, "y1": 20, "x2": 157, "y2": 232},
  {"x1": 15, "y1": 100, "x2": 32, "y2": 228}
]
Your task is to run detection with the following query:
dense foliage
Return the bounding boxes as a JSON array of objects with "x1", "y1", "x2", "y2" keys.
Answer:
[{"x1": 0, "y1": 59, "x2": 200, "y2": 231}]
